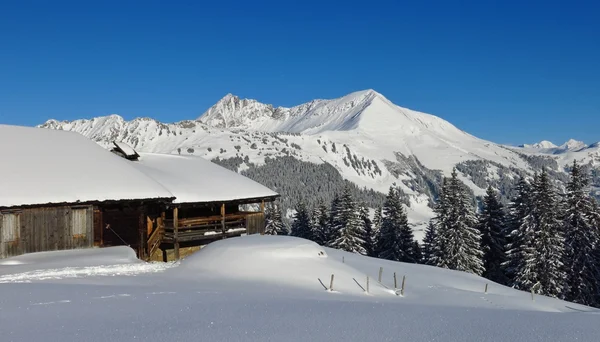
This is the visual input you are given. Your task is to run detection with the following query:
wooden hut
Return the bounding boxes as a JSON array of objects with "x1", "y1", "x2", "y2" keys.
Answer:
[
  {"x1": 0, "y1": 125, "x2": 174, "y2": 259},
  {"x1": 125, "y1": 149, "x2": 279, "y2": 260}
]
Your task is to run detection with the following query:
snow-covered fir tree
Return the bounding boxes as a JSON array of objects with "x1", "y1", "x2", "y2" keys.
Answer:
[
  {"x1": 372, "y1": 205, "x2": 383, "y2": 239},
  {"x1": 264, "y1": 201, "x2": 288, "y2": 235},
  {"x1": 503, "y1": 176, "x2": 534, "y2": 287},
  {"x1": 525, "y1": 170, "x2": 565, "y2": 298},
  {"x1": 376, "y1": 186, "x2": 416, "y2": 262},
  {"x1": 290, "y1": 201, "x2": 313, "y2": 240},
  {"x1": 563, "y1": 161, "x2": 600, "y2": 306},
  {"x1": 412, "y1": 241, "x2": 423, "y2": 264},
  {"x1": 359, "y1": 204, "x2": 376, "y2": 257},
  {"x1": 422, "y1": 222, "x2": 437, "y2": 265},
  {"x1": 430, "y1": 169, "x2": 484, "y2": 275},
  {"x1": 330, "y1": 185, "x2": 366, "y2": 255},
  {"x1": 327, "y1": 193, "x2": 342, "y2": 246},
  {"x1": 477, "y1": 186, "x2": 508, "y2": 284},
  {"x1": 311, "y1": 199, "x2": 330, "y2": 246}
]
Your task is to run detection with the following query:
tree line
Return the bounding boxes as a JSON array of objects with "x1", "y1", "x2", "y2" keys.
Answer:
[{"x1": 265, "y1": 160, "x2": 600, "y2": 308}]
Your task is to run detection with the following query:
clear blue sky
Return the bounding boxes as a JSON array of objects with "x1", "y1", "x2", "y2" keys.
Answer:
[{"x1": 1, "y1": 0, "x2": 598, "y2": 145}]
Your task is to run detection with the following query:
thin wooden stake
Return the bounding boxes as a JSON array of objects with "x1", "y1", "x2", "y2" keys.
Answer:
[
  {"x1": 343, "y1": 256, "x2": 345, "y2": 263},
  {"x1": 401, "y1": 275, "x2": 406, "y2": 296},
  {"x1": 330, "y1": 274, "x2": 335, "y2": 291},
  {"x1": 394, "y1": 272, "x2": 398, "y2": 289},
  {"x1": 366, "y1": 276, "x2": 370, "y2": 294},
  {"x1": 531, "y1": 288, "x2": 535, "y2": 301},
  {"x1": 378, "y1": 267, "x2": 383, "y2": 283},
  {"x1": 173, "y1": 207, "x2": 180, "y2": 260},
  {"x1": 485, "y1": 283, "x2": 488, "y2": 294}
]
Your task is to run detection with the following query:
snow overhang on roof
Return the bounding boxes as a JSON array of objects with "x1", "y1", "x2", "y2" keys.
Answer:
[{"x1": 130, "y1": 153, "x2": 279, "y2": 204}]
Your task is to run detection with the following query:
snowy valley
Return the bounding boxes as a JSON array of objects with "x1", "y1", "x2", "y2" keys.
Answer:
[{"x1": 39, "y1": 90, "x2": 600, "y2": 232}]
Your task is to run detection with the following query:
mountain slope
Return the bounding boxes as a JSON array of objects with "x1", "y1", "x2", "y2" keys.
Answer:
[{"x1": 38, "y1": 90, "x2": 600, "y2": 232}]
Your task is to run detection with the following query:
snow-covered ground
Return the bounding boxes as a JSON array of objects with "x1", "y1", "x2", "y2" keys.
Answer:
[{"x1": 1, "y1": 237, "x2": 598, "y2": 341}]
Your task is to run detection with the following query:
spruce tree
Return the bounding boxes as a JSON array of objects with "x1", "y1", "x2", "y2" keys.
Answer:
[
  {"x1": 431, "y1": 169, "x2": 484, "y2": 275},
  {"x1": 563, "y1": 160, "x2": 600, "y2": 306},
  {"x1": 503, "y1": 176, "x2": 533, "y2": 287},
  {"x1": 359, "y1": 204, "x2": 376, "y2": 257},
  {"x1": 525, "y1": 170, "x2": 565, "y2": 298},
  {"x1": 330, "y1": 185, "x2": 366, "y2": 254},
  {"x1": 327, "y1": 193, "x2": 342, "y2": 246},
  {"x1": 376, "y1": 186, "x2": 416, "y2": 262},
  {"x1": 290, "y1": 201, "x2": 313, "y2": 240},
  {"x1": 311, "y1": 199, "x2": 330, "y2": 246},
  {"x1": 264, "y1": 202, "x2": 288, "y2": 235},
  {"x1": 422, "y1": 221, "x2": 437, "y2": 265},
  {"x1": 477, "y1": 186, "x2": 508, "y2": 284}
]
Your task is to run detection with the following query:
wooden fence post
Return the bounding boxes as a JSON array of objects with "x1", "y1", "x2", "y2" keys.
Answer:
[
  {"x1": 485, "y1": 283, "x2": 488, "y2": 294},
  {"x1": 378, "y1": 267, "x2": 383, "y2": 283},
  {"x1": 394, "y1": 272, "x2": 398, "y2": 289},
  {"x1": 330, "y1": 274, "x2": 335, "y2": 291},
  {"x1": 221, "y1": 203, "x2": 226, "y2": 239},
  {"x1": 173, "y1": 207, "x2": 180, "y2": 260},
  {"x1": 401, "y1": 275, "x2": 406, "y2": 296},
  {"x1": 366, "y1": 276, "x2": 370, "y2": 294}
]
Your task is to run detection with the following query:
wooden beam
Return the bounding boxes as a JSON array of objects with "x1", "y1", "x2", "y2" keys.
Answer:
[
  {"x1": 221, "y1": 203, "x2": 226, "y2": 239},
  {"x1": 260, "y1": 200, "x2": 265, "y2": 214},
  {"x1": 173, "y1": 207, "x2": 180, "y2": 260}
]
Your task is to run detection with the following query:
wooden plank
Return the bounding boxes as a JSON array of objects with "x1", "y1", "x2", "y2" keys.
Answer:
[
  {"x1": 221, "y1": 204, "x2": 225, "y2": 240},
  {"x1": 173, "y1": 207, "x2": 180, "y2": 260}
]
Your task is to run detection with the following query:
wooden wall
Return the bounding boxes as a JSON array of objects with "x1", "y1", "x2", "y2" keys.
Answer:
[
  {"x1": 245, "y1": 212, "x2": 265, "y2": 235},
  {"x1": 0, "y1": 205, "x2": 94, "y2": 259}
]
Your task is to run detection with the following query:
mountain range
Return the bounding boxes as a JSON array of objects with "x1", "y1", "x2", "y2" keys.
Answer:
[{"x1": 39, "y1": 90, "x2": 600, "y2": 236}]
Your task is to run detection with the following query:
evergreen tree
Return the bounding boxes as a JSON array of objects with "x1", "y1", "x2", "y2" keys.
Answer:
[
  {"x1": 412, "y1": 241, "x2": 423, "y2": 264},
  {"x1": 327, "y1": 193, "x2": 342, "y2": 246},
  {"x1": 264, "y1": 202, "x2": 288, "y2": 235},
  {"x1": 431, "y1": 169, "x2": 484, "y2": 275},
  {"x1": 503, "y1": 176, "x2": 533, "y2": 287},
  {"x1": 290, "y1": 201, "x2": 313, "y2": 240},
  {"x1": 330, "y1": 185, "x2": 366, "y2": 254},
  {"x1": 359, "y1": 204, "x2": 376, "y2": 257},
  {"x1": 372, "y1": 205, "x2": 383, "y2": 238},
  {"x1": 376, "y1": 186, "x2": 416, "y2": 262},
  {"x1": 422, "y1": 221, "x2": 437, "y2": 265},
  {"x1": 520, "y1": 170, "x2": 565, "y2": 298},
  {"x1": 311, "y1": 199, "x2": 330, "y2": 246},
  {"x1": 563, "y1": 160, "x2": 600, "y2": 306},
  {"x1": 477, "y1": 186, "x2": 508, "y2": 284}
]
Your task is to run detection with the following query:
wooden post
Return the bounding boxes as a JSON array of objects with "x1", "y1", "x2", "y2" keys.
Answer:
[
  {"x1": 394, "y1": 272, "x2": 398, "y2": 289},
  {"x1": 378, "y1": 267, "x2": 383, "y2": 283},
  {"x1": 366, "y1": 276, "x2": 370, "y2": 294},
  {"x1": 221, "y1": 203, "x2": 226, "y2": 239},
  {"x1": 401, "y1": 275, "x2": 406, "y2": 296},
  {"x1": 173, "y1": 207, "x2": 180, "y2": 260},
  {"x1": 260, "y1": 200, "x2": 265, "y2": 214},
  {"x1": 329, "y1": 274, "x2": 335, "y2": 291},
  {"x1": 342, "y1": 256, "x2": 345, "y2": 263},
  {"x1": 485, "y1": 283, "x2": 488, "y2": 294},
  {"x1": 531, "y1": 288, "x2": 535, "y2": 301},
  {"x1": 162, "y1": 248, "x2": 168, "y2": 262}
]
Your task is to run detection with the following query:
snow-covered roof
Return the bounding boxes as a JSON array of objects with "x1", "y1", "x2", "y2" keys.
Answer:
[
  {"x1": 0, "y1": 125, "x2": 174, "y2": 208},
  {"x1": 131, "y1": 153, "x2": 279, "y2": 204},
  {"x1": 112, "y1": 141, "x2": 139, "y2": 160}
]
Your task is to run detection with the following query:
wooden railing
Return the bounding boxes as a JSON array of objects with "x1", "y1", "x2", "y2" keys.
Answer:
[{"x1": 147, "y1": 216, "x2": 164, "y2": 259}]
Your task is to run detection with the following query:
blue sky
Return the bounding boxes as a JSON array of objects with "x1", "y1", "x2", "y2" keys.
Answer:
[{"x1": 0, "y1": 0, "x2": 598, "y2": 145}]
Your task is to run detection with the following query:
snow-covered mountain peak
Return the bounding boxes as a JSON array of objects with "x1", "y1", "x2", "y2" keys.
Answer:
[
  {"x1": 560, "y1": 139, "x2": 587, "y2": 151},
  {"x1": 522, "y1": 140, "x2": 558, "y2": 149}
]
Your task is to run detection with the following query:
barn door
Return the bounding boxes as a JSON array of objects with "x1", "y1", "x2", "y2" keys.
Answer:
[
  {"x1": 1, "y1": 212, "x2": 21, "y2": 258},
  {"x1": 71, "y1": 208, "x2": 88, "y2": 239}
]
